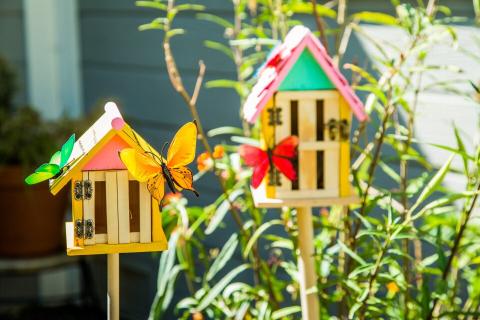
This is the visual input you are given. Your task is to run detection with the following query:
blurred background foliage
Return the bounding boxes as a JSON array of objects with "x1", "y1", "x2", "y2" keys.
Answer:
[{"x1": 135, "y1": 0, "x2": 480, "y2": 319}]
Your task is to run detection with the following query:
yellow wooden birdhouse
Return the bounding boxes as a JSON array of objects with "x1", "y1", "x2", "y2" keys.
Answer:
[
  {"x1": 243, "y1": 26, "x2": 368, "y2": 208},
  {"x1": 50, "y1": 102, "x2": 167, "y2": 256}
]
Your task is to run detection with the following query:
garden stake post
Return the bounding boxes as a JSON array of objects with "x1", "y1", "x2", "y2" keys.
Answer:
[
  {"x1": 296, "y1": 207, "x2": 319, "y2": 319},
  {"x1": 241, "y1": 26, "x2": 368, "y2": 319},
  {"x1": 42, "y1": 102, "x2": 170, "y2": 319}
]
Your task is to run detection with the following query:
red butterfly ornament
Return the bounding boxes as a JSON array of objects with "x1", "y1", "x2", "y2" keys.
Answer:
[{"x1": 239, "y1": 136, "x2": 299, "y2": 188}]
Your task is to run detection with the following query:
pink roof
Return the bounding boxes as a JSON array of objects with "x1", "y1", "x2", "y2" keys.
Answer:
[{"x1": 243, "y1": 26, "x2": 368, "y2": 123}]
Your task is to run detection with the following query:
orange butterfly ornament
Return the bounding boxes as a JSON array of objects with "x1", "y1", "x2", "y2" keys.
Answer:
[{"x1": 119, "y1": 121, "x2": 199, "y2": 203}]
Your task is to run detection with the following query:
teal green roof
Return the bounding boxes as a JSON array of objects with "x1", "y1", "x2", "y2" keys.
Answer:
[{"x1": 278, "y1": 48, "x2": 334, "y2": 91}]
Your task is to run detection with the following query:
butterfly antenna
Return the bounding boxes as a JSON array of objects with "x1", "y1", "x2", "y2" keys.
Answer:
[{"x1": 161, "y1": 142, "x2": 169, "y2": 157}]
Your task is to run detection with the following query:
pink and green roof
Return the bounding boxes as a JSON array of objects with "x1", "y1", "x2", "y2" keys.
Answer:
[{"x1": 243, "y1": 26, "x2": 368, "y2": 123}]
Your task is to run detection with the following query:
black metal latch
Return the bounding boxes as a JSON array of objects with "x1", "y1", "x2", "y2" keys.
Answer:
[
  {"x1": 74, "y1": 180, "x2": 93, "y2": 200},
  {"x1": 75, "y1": 219, "x2": 94, "y2": 239},
  {"x1": 326, "y1": 119, "x2": 350, "y2": 141},
  {"x1": 267, "y1": 107, "x2": 283, "y2": 126}
]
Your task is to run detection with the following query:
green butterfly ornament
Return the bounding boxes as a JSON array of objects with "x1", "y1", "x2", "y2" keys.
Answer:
[{"x1": 25, "y1": 134, "x2": 76, "y2": 185}]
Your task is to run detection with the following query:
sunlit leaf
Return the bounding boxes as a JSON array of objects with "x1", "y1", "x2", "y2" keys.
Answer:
[
  {"x1": 196, "y1": 264, "x2": 249, "y2": 311},
  {"x1": 135, "y1": 1, "x2": 167, "y2": 10},
  {"x1": 351, "y1": 11, "x2": 398, "y2": 25},
  {"x1": 271, "y1": 306, "x2": 302, "y2": 319},
  {"x1": 196, "y1": 13, "x2": 233, "y2": 29},
  {"x1": 24, "y1": 171, "x2": 55, "y2": 185},
  {"x1": 206, "y1": 234, "x2": 239, "y2": 281},
  {"x1": 60, "y1": 134, "x2": 75, "y2": 167},
  {"x1": 49, "y1": 151, "x2": 61, "y2": 166},
  {"x1": 207, "y1": 126, "x2": 244, "y2": 137},
  {"x1": 243, "y1": 220, "x2": 282, "y2": 258}
]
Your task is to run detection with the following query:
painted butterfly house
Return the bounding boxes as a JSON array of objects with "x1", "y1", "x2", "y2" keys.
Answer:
[
  {"x1": 49, "y1": 102, "x2": 167, "y2": 256},
  {"x1": 242, "y1": 26, "x2": 368, "y2": 208}
]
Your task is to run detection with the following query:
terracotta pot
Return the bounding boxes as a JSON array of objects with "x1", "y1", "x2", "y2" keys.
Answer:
[{"x1": 0, "y1": 166, "x2": 68, "y2": 257}]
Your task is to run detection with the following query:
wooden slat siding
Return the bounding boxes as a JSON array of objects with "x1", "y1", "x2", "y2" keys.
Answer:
[
  {"x1": 71, "y1": 172, "x2": 84, "y2": 247},
  {"x1": 96, "y1": 234, "x2": 108, "y2": 243},
  {"x1": 139, "y1": 182, "x2": 151, "y2": 243},
  {"x1": 117, "y1": 170, "x2": 130, "y2": 244},
  {"x1": 105, "y1": 171, "x2": 119, "y2": 244},
  {"x1": 83, "y1": 171, "x2": 95, "y2": 245},
  {"x1": 339, "y1": 96, "x2": 352, "y2": 197},
  {"x1": 298, "y1": 97, "x2": 317, "y2": 191},
  {"x1": 274, "y1": 93, "x2": 292, "y2": 192},
  {"x1": 324, "y1": 92, "x2": 340, "y2": 197},
  {"x1": 261, "y1": 97, "x2": 276, "y2": 198},
  {"x1": 130, "y1": 232, "x2": 140, "y2": 243},
  {"x1": 151, "y1": 198, "x2": 167, "y2": 244}
]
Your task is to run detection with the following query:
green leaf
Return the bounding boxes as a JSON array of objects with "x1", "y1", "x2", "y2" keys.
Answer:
[
  {"x1": 282, "y1": 3, "x2": 337, "y2": 18},
  {"x1": 351, "y1": 12, "x2": 398, "y2": 25},
  {"x1": 205, "y1": 189, "x2": 243, "y2": 235},
  {"x1": 204, "y1": 40, "x2": 234, "y2": 60},
  {"x1": 243, "y1": 220, "x2": 282, "y2": 258},
  {"x1": 205, "y1": 79, "x2": 247, "y2": 97},
  {"x1": 338, "y1": 240, "x2": 367, "y2": 266},
  {"x1": 136, "y1": 1, "x2": 167, "y2": 10},
  {"x1": 271, "y1": 306, "x2": 302, "y2": 319},
  {"x1": 166, "y1": 28, "x2": 185, "y2": 38},
  {"x1": 175, "y1": 4, "x2": 204, "y2": 12},
  {"x1": 24, "y1": 171, "x2": 55, "y2": 185},
  {"x1": 207, "y1": 126, "x2": 244, "y2": 137},
  {"x1": 196, "y1": 13, "x2": 233, "y2": 29},
  {"x1": 49, "y1": 151, "x2": 61, "y2": 166},
  {"x1": 410, "y1": 154, "x2": 454, "y2": 213},
  {"x1": 196, "y1": 264, "x2": 249, "y2": 311},
  {"x1": 453, "y1": 125, "x2": 469, "y2": 175},
  {"x1": 206, "y1": 234, "x2": 238, "y2": 281},
  {"x1": 138, "y1": 23, "x2": 165, "y2": 32},
  {"x1": 36, "y1": 163, "x2": 60, "y2": 174},
  {"x1": 60, "y1": 134, "x2": 75, "y2": 167}
]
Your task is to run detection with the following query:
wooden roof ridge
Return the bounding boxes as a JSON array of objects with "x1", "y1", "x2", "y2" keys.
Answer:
[
  {"x1": 49, "y1": 103, "x2": 160, "y2": 195},
  {"x1": 242, "y1": 25, "x2": 368, "y2": 123}
]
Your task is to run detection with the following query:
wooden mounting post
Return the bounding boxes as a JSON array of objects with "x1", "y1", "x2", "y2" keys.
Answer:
[
  {"x1": 108, "y1": 253, "x2": 120, "y2": 320},
  {"x1": 297, "y1": 206, "x2": 320, "y2": 320}
]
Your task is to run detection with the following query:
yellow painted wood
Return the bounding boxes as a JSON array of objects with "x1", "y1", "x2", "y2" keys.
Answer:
[
  {"x1": 274, "y1": 93, "x2": 292, "y2": 192},
  {"x1": 105, "y1": 171, "x2": 119, "y2": 244},
  {"x1": 71, "y1": 172, "x2": 84, "y2": 247},
  {"x1": 339, "y1": 96, "x2": 352, "y2": 197},
  {"x1": 117, "y1": 170, "x2": 130, "y2": 244},
  {"x1": 139, "y1": 182, "x2": 152, "y2": 243},
  {"x1": 66, "y1": 222, "x2": 167, "y2": 255},
  {"x1": 151, "y1": 198, "x2": 167, "y2": 244},
  {"x1": 261, "y1": 97, "x2": 276, "y2": 199}
]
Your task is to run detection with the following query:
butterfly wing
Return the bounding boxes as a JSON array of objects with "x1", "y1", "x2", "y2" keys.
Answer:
[
  {"x1": 119, "y1": 148, "x2": 162, "y2": 182},
  {"x1": 169, "y1": 167, "x2": 199, "y2": 196},
  {"x1": 49, "y1": 151, "x2": 61, "y2": 166},
  {"x1": 272, "y1": 156, "x2": 297, "y2": 181},
  {"x1": 239, "y1": 144, "x2": 270, "y2": 188},
  {"x1": 251, "y1": 158, "x2": 270, "y2": 188},
  {"x1": 238, "y1": 145, "x2": 268, "y2": 167},
  {"x1": 147, "y1": 174, "x2": 165, "y2": 202},
  {"x1": 59, "y1": 134, "x2": 75, "y2": 167},
  {"x1": 24, "y1": 163, "x2": 59, "y2": 185},
  {"x1": 273, "y1": 135, "x2": 298, "y2": 158},
  {"x1": 167, "y1": 122, "x2": 197, "y2": 168}
]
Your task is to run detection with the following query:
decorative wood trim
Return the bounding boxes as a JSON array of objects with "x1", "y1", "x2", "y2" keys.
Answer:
[
  {"x1": 71, "y1": 172, "x2": 83, "y2": 247},
  {"x1": 298, "y1": 99, "x2": 316, "y2": 190},
  {"x1": 139, "y1": 182, "x2": 152, "y2": 243},
  {"x1": 261, "y1": 97, "x2": 276, "y2": 198},
  {"x1": 105, "y1": 171, "x2": 119, "y2": 244},
  {"x1": 117, "y1": 170, "x2": 130, "y2": 244},
  {"x1": 251, "y1": 184, "x2": 359, "y2": 208},
  {"x1": 130, "y1": 232, "x2": 140, "y2": 243},
  {"x1": 275, "y1": 94, "x2": 292, "y2": 192},
  {"x1": 151, "y1": 198, "x2": 167, "y2": 244},
  {"x1": 83, "y1": 171, "x2": 95, "y2": 245},
  {"x1": 276, "y1": 90, "x2": 339, "y2": 100},
  {"x1": 339, "y1": 96, "x2": 352, "y2": 197},
  {"x1": 324, "y1": 92, "x2": 340, "y2": 197},
  {"x1": 298, "y1": 141, "x2": 340, "y2": 150},
  {"x1": 95, "y1": 233, "x2": 108, "y2": 244}
]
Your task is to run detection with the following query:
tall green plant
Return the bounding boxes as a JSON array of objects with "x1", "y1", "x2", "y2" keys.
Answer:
[{"x1": 136, "y1": 0, "x2": 480, "y2": 319}]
